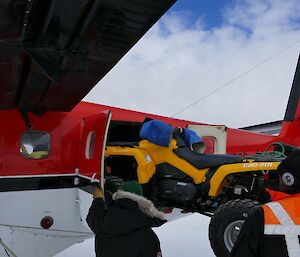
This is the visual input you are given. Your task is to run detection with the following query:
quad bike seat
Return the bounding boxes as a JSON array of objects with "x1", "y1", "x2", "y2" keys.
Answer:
[{"x1": 174, "y1": 147, "x2": 244, "y2": 169}]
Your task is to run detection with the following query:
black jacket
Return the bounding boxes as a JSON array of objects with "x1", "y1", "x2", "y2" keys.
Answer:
[
  {"x1": 86, "y1": 190, "x2": 166, "y2": 257},
  {"x1": 230, "y1": 207, "x2": 290, "y2": 257}
]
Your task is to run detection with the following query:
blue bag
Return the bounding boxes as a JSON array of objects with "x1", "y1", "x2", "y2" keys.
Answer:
[
  {"x1": 182, "y1": 128, "x2": 204, "y2": 149},
  {"x1": 139, "y1": 120, "x2": 173, "y2": 147}
]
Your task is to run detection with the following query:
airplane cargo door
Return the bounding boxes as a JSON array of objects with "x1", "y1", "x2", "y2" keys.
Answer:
[{"x1": 78, "y1": 110, "x2": 112, "y2": 185}]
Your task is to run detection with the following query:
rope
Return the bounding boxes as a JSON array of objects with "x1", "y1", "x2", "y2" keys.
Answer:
[
  {"x1": 0, "y1": 237, "x2": 18, "y2": 257},
  {"x1": 4, "y1": 248, "x2": 10, "y2": 257},
  {"x1": 259, "y1": 150, "x2": 286, "y2": 158},
  {"x1": 245, "y1": 142, "x2": 287, "y2": 159},
  {"x1": 264, "y1": 142, "x2": 287, "y2": 158}
]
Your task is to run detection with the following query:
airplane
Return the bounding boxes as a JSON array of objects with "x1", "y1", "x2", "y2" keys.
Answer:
[{"x1": 0, "y1": 0, "x2": 300, "y2": 257}]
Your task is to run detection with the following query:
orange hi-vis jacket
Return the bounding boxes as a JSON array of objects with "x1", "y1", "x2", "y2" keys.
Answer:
[
  {"x1": 265, "y1": 188, "x2": 291, "y2": 201},
  {"x1": 262, "y1": 195, "x2": 300, "y2": 257},
  {"x1": 231, "y1": 192, "x2": 300, "y2": 257}
]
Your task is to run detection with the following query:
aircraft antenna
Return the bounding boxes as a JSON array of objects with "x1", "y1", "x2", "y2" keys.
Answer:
[{"x1": 171, "y1": 38, "x2": 300, "y2": 118}]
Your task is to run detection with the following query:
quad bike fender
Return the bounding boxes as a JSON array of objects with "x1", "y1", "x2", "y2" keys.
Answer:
[
  {"x1": 208, "y1": 162, "x2": 281, "y2": 196},
  {"x1": 105, "y1": 146, "x2": 156, "y2": 184},
  {"x1": 139, "y1": 140, "x2": 208, "y2": 183}
]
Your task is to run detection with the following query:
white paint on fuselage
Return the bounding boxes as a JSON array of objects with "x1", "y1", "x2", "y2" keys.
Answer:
[{"x1": 0, "y1": 188, "x2": 94, "y2": 257}]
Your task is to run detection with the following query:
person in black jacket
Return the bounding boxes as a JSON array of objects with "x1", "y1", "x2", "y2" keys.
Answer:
[
  {"x1": 86, "y1": 180, "x2": 166, "y2": 257},
  {"x1": 230, "y1": 150, "x2": 300, "y2": 257}
]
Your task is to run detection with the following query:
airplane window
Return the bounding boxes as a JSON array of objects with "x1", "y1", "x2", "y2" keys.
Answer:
[
  {"x1": 85, "y1": 131, "x2": 96, "y2": 159},
  {"x1": 20, "y1": 131, "x2": 50, "y2": 159}
]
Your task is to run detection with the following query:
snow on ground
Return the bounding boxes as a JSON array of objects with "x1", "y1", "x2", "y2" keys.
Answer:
[{"x1": 55, "y1": 214, "x2": 215, "y2": 257}]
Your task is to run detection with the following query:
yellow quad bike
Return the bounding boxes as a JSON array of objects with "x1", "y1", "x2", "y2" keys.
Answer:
[{"x1": 105, "y1": 124, "x2": 292, "y2": 257}]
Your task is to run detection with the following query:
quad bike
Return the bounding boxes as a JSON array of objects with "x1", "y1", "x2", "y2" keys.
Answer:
[{"x1": 104, "y1": 121, "x2": 296, "y2": 257}]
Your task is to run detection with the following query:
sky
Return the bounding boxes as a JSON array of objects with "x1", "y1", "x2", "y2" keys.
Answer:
[
  {"x1": 57, "y1": 0, "x2": 300, "y2": 256},
  {"x1": 84, "y1": 0, "x2": 300, "y2": 128},
  {"x1": 171, "y1": 1, "x2": 236, "y2": 28}
]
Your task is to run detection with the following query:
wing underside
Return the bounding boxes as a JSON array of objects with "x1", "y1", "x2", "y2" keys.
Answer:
[{"x1": 0, "y1": 0, "x2": 175, "y2": 114}]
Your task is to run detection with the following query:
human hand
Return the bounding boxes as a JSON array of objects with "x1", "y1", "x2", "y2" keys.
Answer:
[{"x1": 93, "y1": 186, "x2": 104, "y2": 198}]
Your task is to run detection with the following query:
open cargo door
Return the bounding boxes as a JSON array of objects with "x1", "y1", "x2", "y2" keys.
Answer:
[{"x1": 78, "y1": 110, "x2": 112, "y2": 186}]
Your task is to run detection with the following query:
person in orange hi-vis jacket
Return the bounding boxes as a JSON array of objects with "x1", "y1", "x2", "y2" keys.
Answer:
[{"x1": 231, "y1": 150, "x2": 300, "y2": 257}]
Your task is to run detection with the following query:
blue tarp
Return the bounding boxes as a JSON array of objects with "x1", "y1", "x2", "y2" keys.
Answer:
[{"x1": 139, "y1": 120, "x2": 173, "y2": 147}]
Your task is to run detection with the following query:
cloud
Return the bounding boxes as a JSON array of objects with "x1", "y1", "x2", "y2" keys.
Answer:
[
  {"x1": 225, "y1": 0, "x2": 300, "y2": 31},
  {"x1": 84, "y1": 0, "x2": 300, "y2": 128}
]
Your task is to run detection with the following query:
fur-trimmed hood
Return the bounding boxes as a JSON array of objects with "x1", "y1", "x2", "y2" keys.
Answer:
[
  {"x1": 101, "y1": 190, "x2": 166, "y2": 237},
  {"x1": 113, "y1": 190, "x2": 165, "y2": 220}
]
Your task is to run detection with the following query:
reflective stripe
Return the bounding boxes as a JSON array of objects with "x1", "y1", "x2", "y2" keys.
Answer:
[
  {"x1": 266, "y1": 202, "x2": 294, "y2": 225},
  {"x1": 264, "y1": 202, "x2": 300, "y2": 257}
]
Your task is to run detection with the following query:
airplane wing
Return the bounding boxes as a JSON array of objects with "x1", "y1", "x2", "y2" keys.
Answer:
[{"x1": 0, "y1": 0, "x2": 176, "y2": 114}]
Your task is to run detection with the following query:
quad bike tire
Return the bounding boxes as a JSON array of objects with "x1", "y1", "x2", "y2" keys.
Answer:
[{"x1": 209, "y1": 199, "x2": 261, "y2": 257}]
